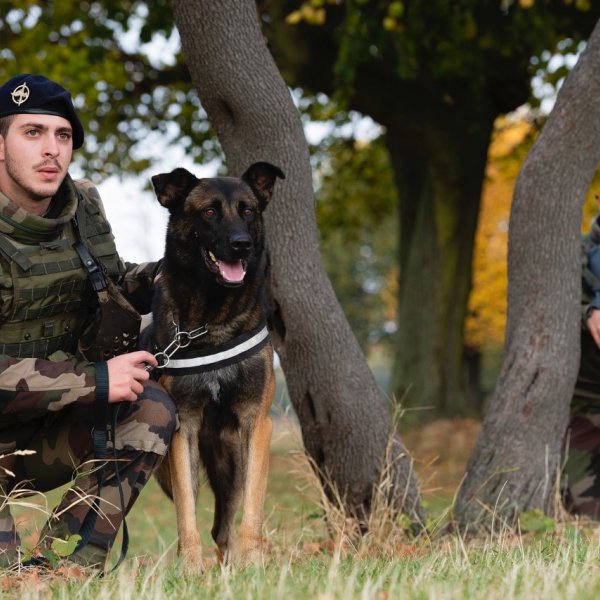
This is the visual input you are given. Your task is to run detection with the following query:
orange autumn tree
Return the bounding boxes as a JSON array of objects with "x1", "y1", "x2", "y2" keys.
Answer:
[
  {"x1": 465, "y1": 116, "x2": 533, "y2": 356},
  {"x1": 459, "y1": 116, "x2": 533, "y2": 410}
]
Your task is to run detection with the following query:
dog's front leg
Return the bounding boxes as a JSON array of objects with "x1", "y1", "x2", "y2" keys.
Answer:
[
  {"x1": 169, "y1": 428, "x2": 203, "y2": 573},
  {"x1": 235, "y1": 373, "x2": 275, "y2": 565}
]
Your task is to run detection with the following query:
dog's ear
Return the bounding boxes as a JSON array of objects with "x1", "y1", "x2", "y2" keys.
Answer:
[
  {"x1": 151, "y1": 168, "x2": 199, "y2": 209},
  {"x1": 241, "y1": 162, "x2": 285, "y2": 208}
]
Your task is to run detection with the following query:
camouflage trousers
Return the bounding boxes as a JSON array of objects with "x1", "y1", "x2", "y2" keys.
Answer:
[{"x1": 0, "y1": 380, "x2": 177, "y2": 569}]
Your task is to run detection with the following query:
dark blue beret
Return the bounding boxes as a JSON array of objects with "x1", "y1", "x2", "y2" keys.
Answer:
[{"x1": 0, "y1": 74, "x2": 84, "y2": 149}]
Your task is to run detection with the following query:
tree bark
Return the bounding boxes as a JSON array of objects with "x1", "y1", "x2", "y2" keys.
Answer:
[
  {"x1": 455, "y1": 20, "x2": 600, "y2": 530},
  {"x1": 171, "y1": 0, "x2": 423, "y2": 523}
]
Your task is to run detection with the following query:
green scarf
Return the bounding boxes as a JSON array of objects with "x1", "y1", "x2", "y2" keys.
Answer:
[{"x1": 0, "y1": 175, "x2": 78, "y2": 244}]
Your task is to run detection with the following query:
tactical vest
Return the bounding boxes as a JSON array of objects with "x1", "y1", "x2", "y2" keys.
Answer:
[{"x1": 0, "y1": 184, "x2": 123, "y2": 359}]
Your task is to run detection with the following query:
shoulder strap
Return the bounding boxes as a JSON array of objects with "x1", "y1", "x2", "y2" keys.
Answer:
[{"x1": 72, "y1": 194, "x2": 108, "y2": 294}]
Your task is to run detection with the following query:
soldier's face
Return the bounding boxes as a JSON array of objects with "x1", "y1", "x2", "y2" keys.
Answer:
[{"x1": 0, "y1": 113, "x2": 73, "y2": 214}]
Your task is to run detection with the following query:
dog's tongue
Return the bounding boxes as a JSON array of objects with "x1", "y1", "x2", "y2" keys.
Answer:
[{"x1": 219, "y1": 259, "x2": 246, "y2": 283}]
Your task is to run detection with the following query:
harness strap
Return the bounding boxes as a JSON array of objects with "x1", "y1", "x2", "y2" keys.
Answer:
[{"x1": 161, "y1": 323, "x2": 270, "y2": 375}]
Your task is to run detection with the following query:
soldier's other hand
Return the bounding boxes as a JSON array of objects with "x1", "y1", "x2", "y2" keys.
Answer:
[
  {"x1": 106, "y1": 351, "x2": 158, "y2": 403},
  {"x1": 587, "y1": 309, "x2": 600, "y2": 349}
]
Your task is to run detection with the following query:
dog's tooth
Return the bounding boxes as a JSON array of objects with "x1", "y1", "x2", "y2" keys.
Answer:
[{"x1": 209, "y1": 251, "x2": 217, "y2": 263}]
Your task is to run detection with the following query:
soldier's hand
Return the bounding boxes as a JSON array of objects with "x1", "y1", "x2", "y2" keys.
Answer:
[
  {"x1": 106, "y1": 351, "x2": 157, "y2": 403},
  {"x1": 587, "y1": 309, "x2": 600, "y2": 349}
]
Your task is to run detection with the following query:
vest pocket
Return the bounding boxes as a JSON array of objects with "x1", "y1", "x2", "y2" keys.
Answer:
[{"x1": 0, "y1": 240, "x2": 91, "y2": 357}]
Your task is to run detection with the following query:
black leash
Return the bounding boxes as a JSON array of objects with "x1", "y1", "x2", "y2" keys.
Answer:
[
  {"x1": 72, "y1": 360, "x2": 108, "y2": 557},
  {"x1": 72, "y1": 212, "x2": 129, "y2": 572},
  {"x1": 108, "y1": 404, "x2": 129, "y2": 573}
]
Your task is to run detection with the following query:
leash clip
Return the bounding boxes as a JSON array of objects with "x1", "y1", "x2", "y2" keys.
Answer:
[
  {"x1": 174, "y1": 324, "x2": 208, "y2": 348},
  {"x1": 146, "y1": 322, "x2": 208, "y2": 372}
]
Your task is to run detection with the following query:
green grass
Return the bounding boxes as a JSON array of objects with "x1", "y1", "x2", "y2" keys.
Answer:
[
  {"x1": 4, "y1": 418, "x2": 600, "y2": 599},
  {"x1": 5, "y1": 526, "x2": 600, "y2": 599}
]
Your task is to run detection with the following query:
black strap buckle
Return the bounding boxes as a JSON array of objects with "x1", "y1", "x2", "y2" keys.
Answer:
[{"x1": 73, "y1": 241, "x2": 107, "y2": 292}]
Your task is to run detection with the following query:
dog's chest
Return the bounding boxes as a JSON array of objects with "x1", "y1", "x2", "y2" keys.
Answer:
[
  {"x1": 170, "y1": 363, "x2": 239, "y2": 404},
  {"x1": 167, "y1": 363, "x2": 264, "y2": 433}
]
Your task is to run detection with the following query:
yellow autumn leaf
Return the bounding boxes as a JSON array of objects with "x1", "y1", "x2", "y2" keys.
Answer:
[{"x1": 285, "y1": 10, "x2": 303, "y2": 25}]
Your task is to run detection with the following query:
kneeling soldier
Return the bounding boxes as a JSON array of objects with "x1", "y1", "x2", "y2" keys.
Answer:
[{"x1": 0, "y1": 74, "x2": 177, "y2": 572}]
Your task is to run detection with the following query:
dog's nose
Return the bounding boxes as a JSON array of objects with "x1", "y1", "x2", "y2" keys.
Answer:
[{"x1": 230, "y1": 233, "x2": 252, "y2": 252}]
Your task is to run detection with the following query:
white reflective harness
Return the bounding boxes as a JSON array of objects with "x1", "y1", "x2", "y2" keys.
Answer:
[{"x1": 149, "y1": 319, "x2": 270, "y2": 374}]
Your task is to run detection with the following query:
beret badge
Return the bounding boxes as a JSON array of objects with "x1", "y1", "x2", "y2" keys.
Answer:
[{"x1": 11, "y1": 83, "x2": 30, "y2": 106}]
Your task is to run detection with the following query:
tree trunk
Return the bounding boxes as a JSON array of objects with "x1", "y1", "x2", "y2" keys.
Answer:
[
  {"x1": 171, "y1": 0, "x2": 424, "y2": 523},
  {"x1": 385, "y1": 109, "x2": 495, "y2": 424},
  {"x1": 455, "y1": 20, "x2": 600, "y2": 530}
]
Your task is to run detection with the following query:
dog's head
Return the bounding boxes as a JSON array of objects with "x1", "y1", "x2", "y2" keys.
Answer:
[{"x1": 152, "y1": 162, "x2": 285, "y2": 287}]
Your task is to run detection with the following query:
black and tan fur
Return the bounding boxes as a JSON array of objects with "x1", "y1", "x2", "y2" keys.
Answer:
[{"x1": 149, "y1": 162, "x2": 284, "y2": 571}]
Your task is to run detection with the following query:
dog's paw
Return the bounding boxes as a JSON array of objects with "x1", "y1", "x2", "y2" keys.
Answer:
[
  {"x1": 231, "y1": 537, "x2": 263, "y2": 568},
  {"x1": 179, "y1": 544, "x2": 204, "y2": 575}
]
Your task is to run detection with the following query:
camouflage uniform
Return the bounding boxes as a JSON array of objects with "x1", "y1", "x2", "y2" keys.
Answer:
[
  {"x1": 0, "y1": 176, "x2": 176, "y2": 569},
  {"x1": 563, "y1": 215, "x2": 600, "y2": 518}
]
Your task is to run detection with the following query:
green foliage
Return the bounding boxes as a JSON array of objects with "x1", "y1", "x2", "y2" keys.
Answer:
[
  {"x1": 2, "y1": 0, "x2": 594, "y2": 181},
  {"x1": 316, "y1": 133, "x2": 399, "y2": 351},
  {"x1": 272, "y1": 0, "x2": 598, "y2": 111},
  {"x1": 317, "y1": 136, "x2": 396, "y2": 236},
  {"x1": 320, "y1": 225, "x2": 397, "y2": 351}
]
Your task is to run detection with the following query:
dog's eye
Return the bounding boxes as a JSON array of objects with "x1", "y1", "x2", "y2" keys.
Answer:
[
  {"x1": 202, "y1": 207, "x2": 217, "y2": 219},
  {"x1": 241, "y1": 207, "x2": 255, "y2": 218}
]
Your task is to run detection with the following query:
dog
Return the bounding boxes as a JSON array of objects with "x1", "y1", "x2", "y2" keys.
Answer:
[{"x1": 147, "y1": 162, "x2": 285, "y2": 571}]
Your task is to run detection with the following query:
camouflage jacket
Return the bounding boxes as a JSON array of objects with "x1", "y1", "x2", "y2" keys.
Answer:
[{"x1": 0, "y1": 176, "x2": 160, "y2": 426}]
